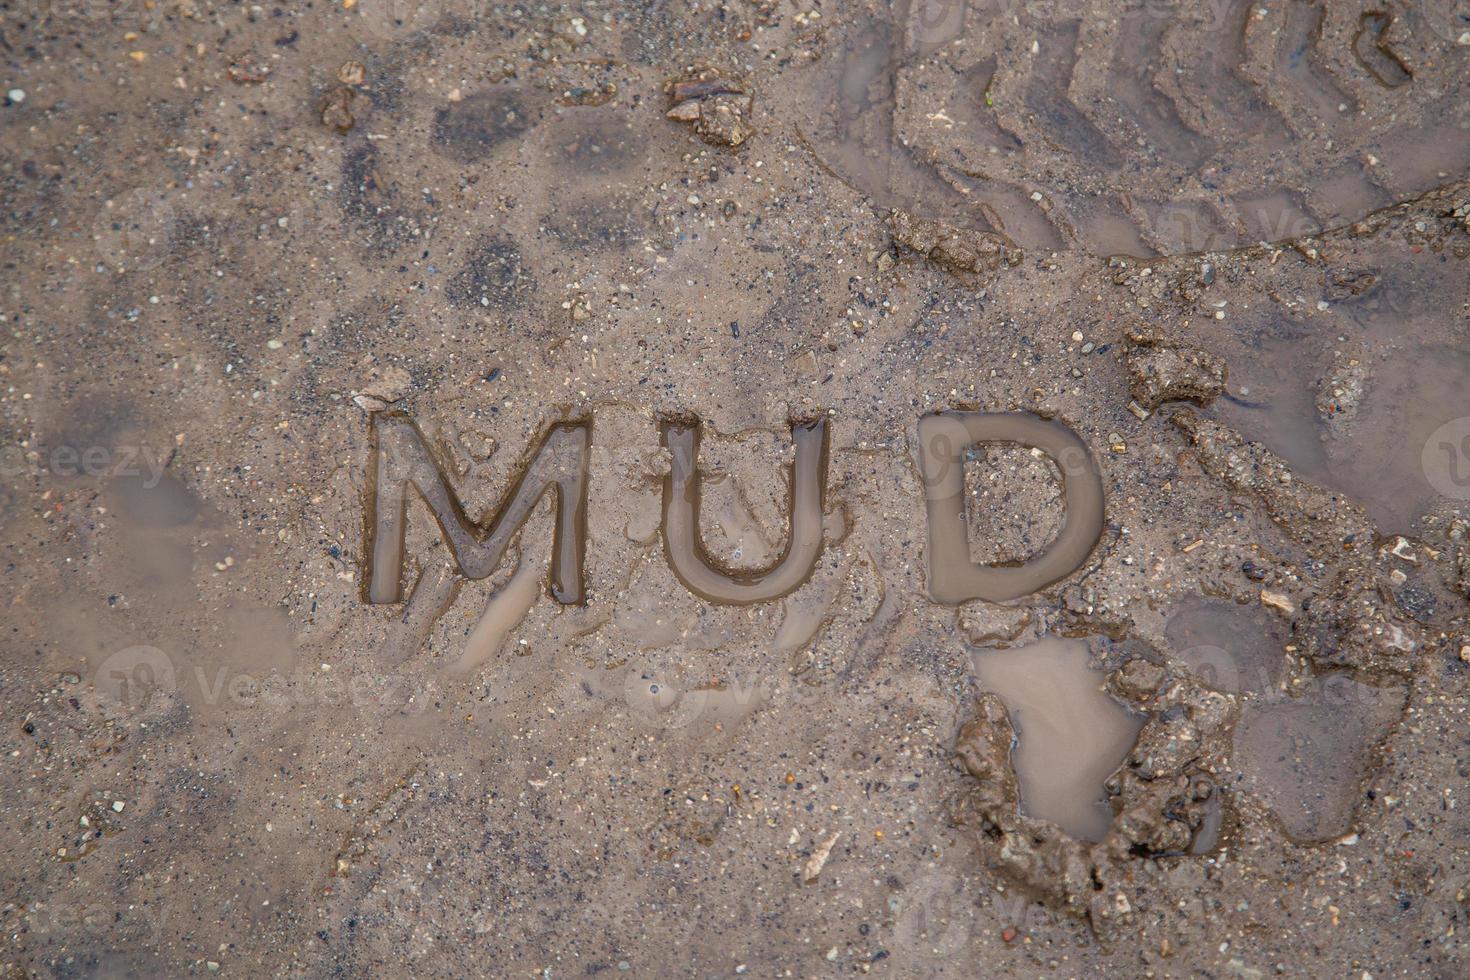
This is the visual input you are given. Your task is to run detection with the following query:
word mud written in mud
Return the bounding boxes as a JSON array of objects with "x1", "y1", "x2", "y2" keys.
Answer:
[{"x1": 363, "y1": 410, "x2": 1105, "y2": 607}]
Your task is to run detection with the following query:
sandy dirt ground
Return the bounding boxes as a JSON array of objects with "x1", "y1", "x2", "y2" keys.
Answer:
[{"x1": 2, "y1": 0, "x2": 1470, "y2": 976}]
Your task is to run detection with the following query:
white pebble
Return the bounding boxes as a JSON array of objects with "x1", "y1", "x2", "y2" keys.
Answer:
[{"x1": 6, "y1": 88, "x2": 24, "y2": 104}]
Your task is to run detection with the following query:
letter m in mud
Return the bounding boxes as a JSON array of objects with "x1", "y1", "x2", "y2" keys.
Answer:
[{"x1": 364, "y1": 413, "x2": 590, "y2": 604}]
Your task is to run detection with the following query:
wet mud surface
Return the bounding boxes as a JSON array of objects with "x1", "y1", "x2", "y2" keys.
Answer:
[{"x1": 2, "y1": 0, "x2": 1470, "y2": 976}]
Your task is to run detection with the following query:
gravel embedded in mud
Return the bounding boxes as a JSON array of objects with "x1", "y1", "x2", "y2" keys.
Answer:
[{"x1": 1, "y1": 2, "x2": 1469, "y2": 977}]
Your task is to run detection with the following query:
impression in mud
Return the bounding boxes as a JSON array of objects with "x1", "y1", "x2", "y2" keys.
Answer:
[{"x1": 970, "y1": 637, "x2": 1143, "y2": 842}]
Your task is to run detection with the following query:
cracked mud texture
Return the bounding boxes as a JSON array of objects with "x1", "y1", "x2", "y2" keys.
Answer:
[{"x1": 2, "y1": 0, "x2": 1470, "y2": 977}]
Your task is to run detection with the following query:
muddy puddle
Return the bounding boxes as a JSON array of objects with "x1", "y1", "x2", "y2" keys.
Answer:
[
  {"x1": 2, "y1": 1, "x2": 1468, "y2": 976},
  {"x1": 971, "y1": 638, "x2": 1143, "y2": 841},
  {"x1": 1211, "y1": 246, "x2": 1470, "y2": 533},
  {"x1": 1232, "y1": 675, "x2": 1406, "y2": 842},
  {"x1": 1165, "y1": 596, "x2": 1287, "y2": 694}
]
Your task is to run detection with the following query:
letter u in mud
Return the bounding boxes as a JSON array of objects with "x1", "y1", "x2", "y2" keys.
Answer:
[{"x1": 660, "y1": 415, "x2": 830, "y2": 604}]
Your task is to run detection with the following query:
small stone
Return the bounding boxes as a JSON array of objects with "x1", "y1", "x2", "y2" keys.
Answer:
[
  {"x1": 1260, "y1": 590, "x2": 1296, "y2": 615},
  {"x1": 1127, "y1": 400, "x2": 1151, "y2": 421},
  {"x1": 352, "y1": 395, "x2": 389, "y2": 413},
  {"x1": 266, "y1": 338, "x2": 284, "y2": 350},
  {"x1": 788, "y1": 349, "x2": 818, "y2": 377},
  {"x1": 1459, "y1": 30, "x2": 1470, "y2": 45},
  {"x1": 227, "y1": 54, "x2": 270, "y2": 84},
  {"x1": 320, "y1": 87, "x2": 360, "y2": 133},
  {"x1": 6, "y1": 88, "x2": 25, "y2": 104},
  {"x1": 803, "y1": 831, "x2": 841, "y2": 882},
  {"x1": 1387, "y1": 537, "x2": 1417, "y2": 563},
  {"x1": 358, "y1": 365, "x2": 412, "y2": 404},
  {"x1": 665, "y1": 72, "x2": 754, "y2": 147},
  {"x1": 111, "y1": 800, "x2": 126, "y2": 812},
  {"x1": 337, "y1": 60, "x2": 367, "y2": 86},
  {"x1": 691, "y1": 93, "x2": 755, "y2": 147}
]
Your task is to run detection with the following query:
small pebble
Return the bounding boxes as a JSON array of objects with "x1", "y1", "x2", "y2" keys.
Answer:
[
  {"x1": 112, "y1": 800, "x2": 126, "y2": 812},
  {"x1": 6, "y1": 88, "x2": 24, "y2": 104},
  {"x1": 1260, "y1": 590, "x2": 1296, "y2": 615},
  {"x1": 337, "y1": 60, "x2": 366, "y2": 85}
]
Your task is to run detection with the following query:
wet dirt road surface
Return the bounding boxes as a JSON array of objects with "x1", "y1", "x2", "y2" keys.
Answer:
[{"x1": 2, "y1": 1, "x2": 1470, "y2": 976}]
